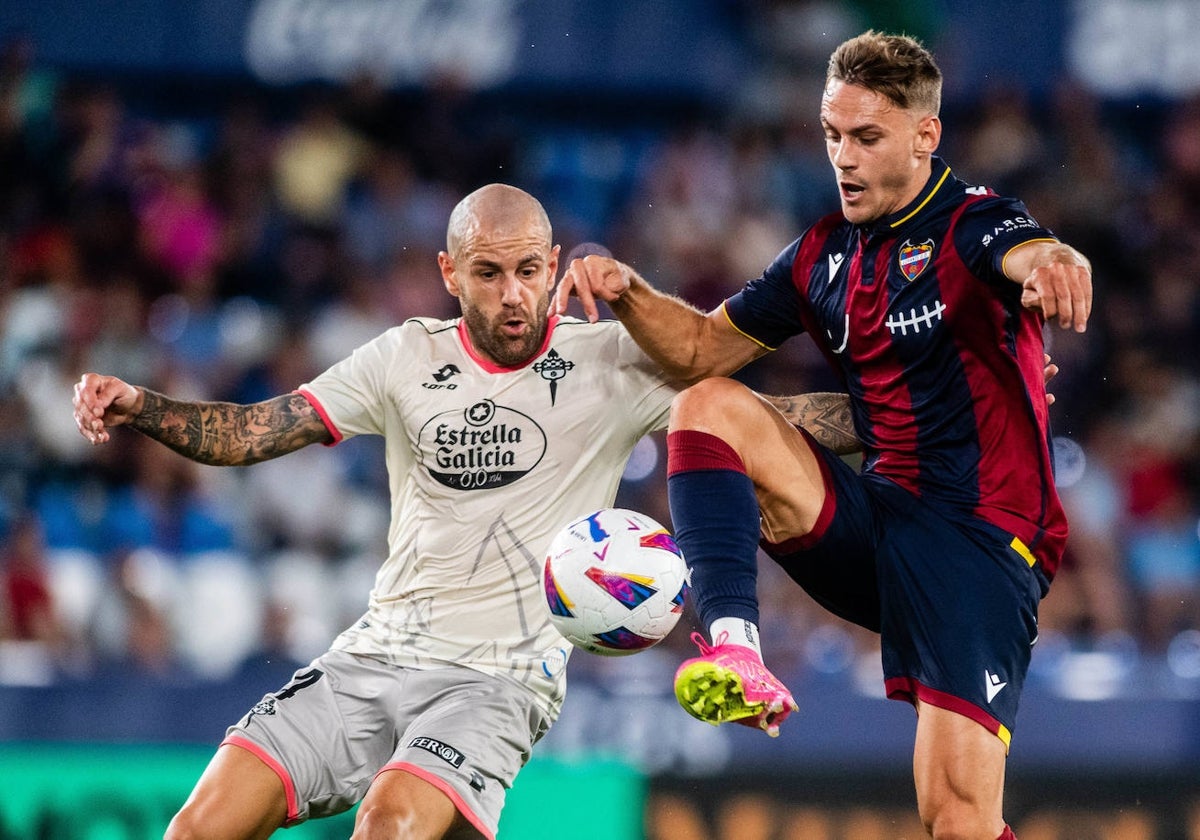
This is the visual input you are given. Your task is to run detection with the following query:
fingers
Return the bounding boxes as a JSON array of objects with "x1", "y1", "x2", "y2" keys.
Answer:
[
  {"x1": 72, "y1": 372, "x2": 134, "y2": 445},
  {"x1": 553, "y1": 255, "x2": 631, "y2": 323},
  {"x1": 73, "y1": 374, "x2": 111, "y2": 444},
  {"x1": 1072, "y1": 267, "x2": 1092, "y2": 332},
  {"x1": 1042, "y1": 354, "x2": 1059, "y2": 385},
  {"x1": 1041, "y1": 354, "x2": 1060, "y2": 406},
  {"x1": 553, "y1": 259, "x2": 597, "y2": 322},
  {"x1": 549, "y1": 272, "x2": 574, "y2": 317},
  {"x1": 1023, "y1": 264, "x2": 1091, "y2": 333}
]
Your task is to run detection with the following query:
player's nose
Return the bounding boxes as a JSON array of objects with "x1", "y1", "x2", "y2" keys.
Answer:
[{"x1": 500, "y1": 273, "x2": 524, "y2": 305}]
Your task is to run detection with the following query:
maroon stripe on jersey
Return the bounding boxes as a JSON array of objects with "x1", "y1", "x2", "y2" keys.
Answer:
[
  {"x1": 939, "y1": 204, "x2": 1066, "y2": 573},
  {"x1": 666, "y1": 430, "x2": 746, "y2": 475},
  {"x1": 847, "y1": 239, "x2": 922, "y2": 495}
]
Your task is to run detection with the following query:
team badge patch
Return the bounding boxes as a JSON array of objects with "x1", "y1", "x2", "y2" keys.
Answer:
[{"x1": 898, "y1": 238, "x2": 934, "y2": 282}]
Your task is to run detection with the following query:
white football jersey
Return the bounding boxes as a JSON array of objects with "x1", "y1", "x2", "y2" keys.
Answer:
[{"x1": 297, "y1": 315, "x2": 679, "y2": 719}]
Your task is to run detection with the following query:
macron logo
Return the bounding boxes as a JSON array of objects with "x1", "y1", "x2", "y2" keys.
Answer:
[
  {"x1": 985, "y1": 670, "x2": 1007, "y2": 703},
  {"x1": 827, "y1": 253, "x2": 845, "y2": 283}
]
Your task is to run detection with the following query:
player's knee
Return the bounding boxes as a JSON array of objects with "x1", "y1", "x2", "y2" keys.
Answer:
[
  {"x1": 162, "y1": 808, "x2": 210, "y2": 840},
  {"x1": 918, "y1": 798, "x2": 996, "y2": 840},
  {"x1": 350, "y1": 800, "x2": 430, "y2": 840},
  {"x1": 670, "y1": 377, "x2": 754, "y2": 430}
]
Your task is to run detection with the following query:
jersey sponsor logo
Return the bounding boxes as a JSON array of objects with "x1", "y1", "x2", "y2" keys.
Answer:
[
  {"x1": 418, "y1": 399, "x2": 548, "y2": 490},
  {"x1": 885, "y1": 300, "x2": 946, "y2": 336},
  {"x1": 433, "y1": 363, "x2": 461, "y2": 381},
  {"x1": 897, "y1": 238, "x2": 934, "y2": 282},
  {"x1": 408, "y1": 736, "x2": 466, "y2": 768},
  {"x1": 423, "y1": 363, "x2": 462, "y2": 390},
  {"x1": 985, "y1": 670, "x2": 1008, "y2": 703},
  {"x1": 980, "y1": 215, "x2": 1040, "y2": 246},
  {"x1": 532, "y1": 348, "x2": 574, "y2": 405}
]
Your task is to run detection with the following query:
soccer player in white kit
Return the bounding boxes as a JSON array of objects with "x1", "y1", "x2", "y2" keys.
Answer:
[{"x1": 72, "y1": 184, "x2": 859, "y2": 840}]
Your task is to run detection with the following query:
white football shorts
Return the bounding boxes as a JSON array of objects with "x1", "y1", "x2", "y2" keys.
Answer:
[{"x1": 222, "y1": 649, "x2": 551, "y2": 838}]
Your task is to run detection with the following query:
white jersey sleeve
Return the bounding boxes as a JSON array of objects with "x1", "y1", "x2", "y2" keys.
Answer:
[{"x1": 297, "y1": 315, "x2": 679, "y2": 720}]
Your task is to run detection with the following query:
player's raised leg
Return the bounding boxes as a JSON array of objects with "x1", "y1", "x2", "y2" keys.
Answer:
[
  {"x1": 164, "y1": 743, "x2": 290, "y2": 840},
  {"x1": 912, "y1": 701, "x2": 1009, "y2": 840},
  {"x1": 666, "y1": 377, "x2": 825, "y2": 735}
]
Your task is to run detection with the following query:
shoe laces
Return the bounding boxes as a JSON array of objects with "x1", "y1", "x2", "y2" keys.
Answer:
[{"x1": 690, "y1": 630, "x2": 725, "y2": 656}]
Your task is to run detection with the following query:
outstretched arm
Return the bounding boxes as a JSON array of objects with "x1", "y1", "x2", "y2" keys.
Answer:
[
  {"x1": 73, "y1": 373, "x2": 332, "y2": 466},
  {"x1": 553, "y1": 255, "x2": 766, "y2": 384}
]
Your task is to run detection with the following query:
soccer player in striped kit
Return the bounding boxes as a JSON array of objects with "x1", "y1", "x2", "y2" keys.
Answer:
[{"x1": 556, "y1": 31, "x2": 1092, "y2": 840}]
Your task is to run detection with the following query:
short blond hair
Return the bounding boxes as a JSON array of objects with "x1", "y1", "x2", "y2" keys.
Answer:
[{"x1": 827, "y1": 30, "x2": 942, "y2": 116}]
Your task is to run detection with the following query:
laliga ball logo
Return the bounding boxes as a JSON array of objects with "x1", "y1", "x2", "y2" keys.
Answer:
[{"x1": 543, "y1": 508, "x2": 689, "y2": 656}]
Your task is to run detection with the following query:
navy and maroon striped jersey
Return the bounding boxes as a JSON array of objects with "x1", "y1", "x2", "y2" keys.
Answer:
[{"x1": 724, "y1": 157, "x2": 1067, "y2": 576}]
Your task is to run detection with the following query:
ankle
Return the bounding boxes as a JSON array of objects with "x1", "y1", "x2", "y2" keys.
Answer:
[{"x1": 709, "y1": 617, "x2": 763, "y2": 661}]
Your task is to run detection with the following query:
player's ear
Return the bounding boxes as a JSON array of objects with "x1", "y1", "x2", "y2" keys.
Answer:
[
  {"x1": 546, "y1": 244, "x2": 561, "y2": 291},
  {"x1": 438, "y1": 251, "x2": 461, "y2": 297},
  {"x1": 915, "y1": 114, "x2": 941, "y2": 156}
]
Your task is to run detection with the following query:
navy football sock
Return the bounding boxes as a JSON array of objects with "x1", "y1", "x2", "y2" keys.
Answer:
[{"x1": 666, "y1": 430, "x2": 762, "y2": 629}]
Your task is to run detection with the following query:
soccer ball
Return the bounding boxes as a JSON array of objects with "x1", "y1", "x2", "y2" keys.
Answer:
[{"x1": 542, "y1": 508, "x2": 689, "y2": 656}]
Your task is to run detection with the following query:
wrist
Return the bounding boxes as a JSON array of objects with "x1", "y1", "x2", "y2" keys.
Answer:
[
  {"x1": 126, "y1": 386, "x2": 151, "y2": 429},
  {"x1": 608, "y1": 270, "x2": 642, "y2": 311}
]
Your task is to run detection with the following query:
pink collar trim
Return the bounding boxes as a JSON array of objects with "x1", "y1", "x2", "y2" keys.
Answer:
[{"x1": 456, "y1": 314, "x2": 559, "y2": 373}]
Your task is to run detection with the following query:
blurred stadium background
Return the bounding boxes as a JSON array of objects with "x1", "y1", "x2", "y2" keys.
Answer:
[{"x1": 1, "y1": 0, "x2": 1199, "y2": 837}]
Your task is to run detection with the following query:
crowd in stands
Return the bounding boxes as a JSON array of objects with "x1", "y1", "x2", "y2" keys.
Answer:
[{"x1": 0, "y1": 21, "x2": 1198, "y2": 696}]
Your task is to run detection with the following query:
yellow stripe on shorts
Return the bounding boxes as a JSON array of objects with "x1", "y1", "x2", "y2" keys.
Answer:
[
  {"x1": 1010, "y1": 536, "x2": 1037, "y2": 568},
  {"x1": 997, "y1": 723, "x2": 1012, "y2": 750}
]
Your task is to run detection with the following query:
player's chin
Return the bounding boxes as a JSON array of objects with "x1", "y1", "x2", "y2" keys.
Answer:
[
  {"x1": 492, "y1": 335, "x2": 540, "y2": 366},
  {"x1": 840, "y1": 201, "x2": 874, "y2": 224}
]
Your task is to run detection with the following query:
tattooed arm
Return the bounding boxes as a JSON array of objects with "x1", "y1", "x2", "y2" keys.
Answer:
[
  {"x1": 73, "y1": 373, "x2": 332, "y2": 465},
  {"x1": 761, "y1": 392, "x2": 861, "y2": 456}
]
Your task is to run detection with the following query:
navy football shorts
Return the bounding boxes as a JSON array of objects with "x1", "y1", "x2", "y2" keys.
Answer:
[{"x1": 762, "y1": 431, "x2": 1048, "y2": 747}]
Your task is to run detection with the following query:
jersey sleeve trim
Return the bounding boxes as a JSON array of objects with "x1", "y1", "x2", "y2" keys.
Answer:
[
  {"x1": 720, "y1": 301, "x2": 778, "y2": 351},
  {"x1": 294, "y1": 388, "x2": 342, "y2": 446},
  {"x1": 999, "y1": 237, "x2": 1060, "y2": 280}
]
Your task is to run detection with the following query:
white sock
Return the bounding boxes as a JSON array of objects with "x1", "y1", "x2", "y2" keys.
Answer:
[{"x1": 709, "y1": 617, "x2": 763, "y2": 661}]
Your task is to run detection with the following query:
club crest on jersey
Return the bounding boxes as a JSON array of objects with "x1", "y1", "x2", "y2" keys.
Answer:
[
  {"x1": 532, "y1": 348, "x2": 575, "y2": 405},
  {"x1": 898, "y1": 238, "x2": 934, "y2": 282}
]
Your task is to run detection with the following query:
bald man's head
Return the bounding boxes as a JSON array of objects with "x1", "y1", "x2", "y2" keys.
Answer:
[
  {"x1": 446, "y1": 184, "x2": 553, "y2": 259},
  {"x1": 437, "y1": 184, "x2": 560, "y2": 367}
]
